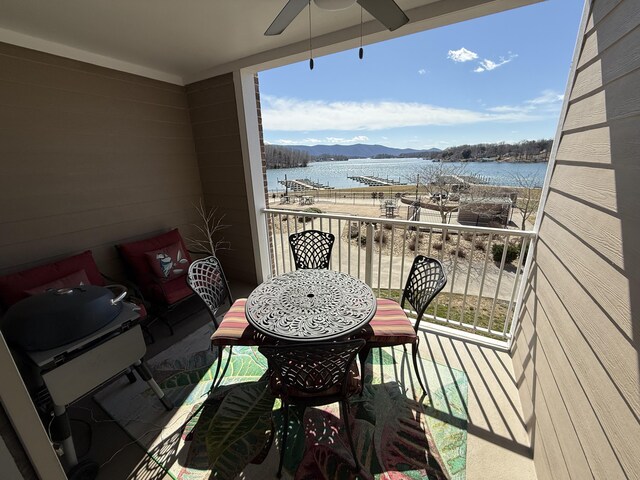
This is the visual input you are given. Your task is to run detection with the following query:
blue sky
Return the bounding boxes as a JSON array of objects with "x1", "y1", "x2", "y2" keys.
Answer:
[{"x1": 258, "y1": 0, "x2": 584, "y2": 150}]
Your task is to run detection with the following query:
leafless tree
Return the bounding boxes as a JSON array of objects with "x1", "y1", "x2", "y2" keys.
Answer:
[
  {"x1": 186, "y1": 199, "x2": 231, "y2": 257},
  {"x1": 412, "y1": 163, "x2": 483, "y2": 224},
  {"x1": 509, "y1": 172, "x2": 543, "y2": 230}
]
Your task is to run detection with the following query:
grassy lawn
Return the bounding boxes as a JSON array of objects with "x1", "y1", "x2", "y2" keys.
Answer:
[{"x1": 378, "y1": 289, "x2": 510, "y2": 341}]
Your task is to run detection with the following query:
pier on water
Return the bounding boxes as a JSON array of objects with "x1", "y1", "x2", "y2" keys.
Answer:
[
  {"x1": 278, "y1": 178, "x2": 333, "y2": 191},
  {"x1": 347, "y1": 175, "x2": 407, "y2": 187}
]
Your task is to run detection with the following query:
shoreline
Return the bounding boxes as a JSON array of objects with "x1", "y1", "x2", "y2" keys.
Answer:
[{"x1": 267, "y1": 183, "x2": 542, "y2": 195}]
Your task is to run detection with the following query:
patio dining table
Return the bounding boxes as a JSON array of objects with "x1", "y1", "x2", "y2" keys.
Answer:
[{"x1": 244, "y1": 269, "x2": 376, "y2": 342}]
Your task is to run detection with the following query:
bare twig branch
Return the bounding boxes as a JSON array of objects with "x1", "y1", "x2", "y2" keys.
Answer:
[{"x1": 186, "y1": 199, "x2": 231, "y2": 257}]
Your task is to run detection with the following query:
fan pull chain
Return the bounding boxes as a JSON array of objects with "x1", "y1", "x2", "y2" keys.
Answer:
[
  {"x1": 359, "y1": 6, "x2": 364, "y2": 60},
  {"x1": 309, "y1": 2, "x2": 314, "y2": 70}
]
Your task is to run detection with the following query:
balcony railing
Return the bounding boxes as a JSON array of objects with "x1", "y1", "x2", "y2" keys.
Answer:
[{"x1": 263, "y1": 208, "x2": 536, "y2": 347}]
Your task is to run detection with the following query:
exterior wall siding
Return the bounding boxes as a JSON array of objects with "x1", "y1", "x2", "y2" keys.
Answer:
[
  {"x1": 512, "y1": 1, "x2": 640, "y2": 479},
  {"x1": 0, "y1": 41, "x2": 204, "y2": 476},
  {"x1": 0, "y1": 42, "x2": 203, "y2": 279},
  {"x1": 185, "y1": 73, "x2": 258, "y2": 284}
]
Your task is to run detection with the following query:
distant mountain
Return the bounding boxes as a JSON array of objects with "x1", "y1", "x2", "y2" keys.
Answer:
[{"x1": 275, "y1": 143, "x2": 441, "y2": 158}]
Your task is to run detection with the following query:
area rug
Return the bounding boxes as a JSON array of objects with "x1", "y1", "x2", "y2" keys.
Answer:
[{"x1": 94, "y1": 323, "x2": 468, "y2": 479}]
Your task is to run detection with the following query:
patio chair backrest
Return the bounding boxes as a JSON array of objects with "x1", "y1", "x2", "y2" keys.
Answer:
[
  {"x1": 259, "y1": 338, "x2": 364, "y2": 399},
  {"x1": 401, "y1": 255, "x2": 447, "y2": 330},
  {"x1": 187, "y1": 256, "x2": 233, "y2": 327},
  {"x1": 288, "y1": 230, "x2": 335, "y2": 270}
]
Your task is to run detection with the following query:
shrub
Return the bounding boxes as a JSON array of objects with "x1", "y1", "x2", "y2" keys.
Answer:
[
  {"x1": 374, "y1": 230, "x2": 387, "y2": 244},
  {"x1": 359, "y1": 235, "x2": 367, "y2": 246},
  {"x1": 383, "y1": 223, "x2": 393, "y2": 230},
  {"x1": 348, "y1": 223, "x2": 360, "y2": 238},
  {"x1": 492, "y1": 242, "x2": 519, "y2": 263},
  {"x1": 474, "y1": 240, "x2": 486, "y2": 251},
  {"x1": 408, "y1": 234, "x2": 418, "y2": 251},
  {"x1": 432, "y1": 241, "x2": 443, "y2": 251},
  {"x1": 462, "y1": 232, "x2": 474, "y2": 241},
  {"x1": 299, "y1": 207, "x2": 322, "y2": 223},
  {"x1": 450, "y1": 248, "x2": 466, "y2": 258}
]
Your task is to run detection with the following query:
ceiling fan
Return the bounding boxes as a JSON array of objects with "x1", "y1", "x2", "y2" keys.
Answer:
[{"x1": 265, "y1": 0, "x2": 409, "y2": 36}]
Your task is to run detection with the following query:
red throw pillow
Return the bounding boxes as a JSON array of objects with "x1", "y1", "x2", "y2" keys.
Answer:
[
  {"x1": 145, "y1": 243, "x2": 190, "y2": 281},
  {"x1": 24, "y1": 270, "x2": 91, "y2": 296}
]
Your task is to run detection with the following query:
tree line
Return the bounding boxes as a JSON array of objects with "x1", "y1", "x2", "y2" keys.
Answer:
[
  {"x1": 265, "y1": 139, "x2": 553, "y2": 168},
  {"x1": 410, "y1": 139, "x2": 553, "y2": 162},
  {"x1": 264, "y1": 145, "x2": 312, "y2": 169}
]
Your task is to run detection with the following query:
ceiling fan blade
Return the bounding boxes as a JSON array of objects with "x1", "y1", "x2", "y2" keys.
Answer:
[
  {"x1": 357, "y1": 0, "x2": 409, "y2": 31},
  {"x1": 265, "y1": 0, "x2": 310, "y2": 35}
]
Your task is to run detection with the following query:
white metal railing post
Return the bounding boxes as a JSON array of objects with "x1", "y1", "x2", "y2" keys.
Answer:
[{"x1": 365, "y1": 222, "x2": 374, "y2": 286}]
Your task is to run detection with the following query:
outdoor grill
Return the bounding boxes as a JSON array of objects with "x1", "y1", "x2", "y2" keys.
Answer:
[{"x1": 1, "y1": 286, "x2": 173, "y2": 479}]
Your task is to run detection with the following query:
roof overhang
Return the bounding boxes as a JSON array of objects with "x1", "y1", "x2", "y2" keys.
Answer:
[{"x1": 0, "y1": 0, "x2": 544, "y2": 85}]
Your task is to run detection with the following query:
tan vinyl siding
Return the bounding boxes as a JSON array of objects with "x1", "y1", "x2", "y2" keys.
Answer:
[
  {"x1": 0, "y1": 42, "x2": 202, "y2": 278},
  {"x1": 186, "y1": 73, "x2": 257, "y2": 284},
  {"x1": 512, "y1": 1, "x2": 640, "y2": 479}
]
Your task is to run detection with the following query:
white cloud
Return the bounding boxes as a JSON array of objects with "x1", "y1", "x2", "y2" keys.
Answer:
[
  {"x1": 474, "y1": 54, "x2": 518, "y2": 72},
  {"x1": 486, "y1": 90, "x2": 564, "y2": 116},
  {"x1": 447, "y1": 47, "x2": 478, "y2": 63},
  {"x1": 526, "y1": 89, "x2": 564, "y2": 105},
  {"x1": 261, "y1": 95, "x2": 541, "y2": 132},
  {"x1": 274, "y1": 135, "x2": 369, "y2": 146},
  {"x1": 326, "y1": 135, "x2": 369, "y2": 144},
  {"x1": 486, "y1": 105, "x2": 524, "y2": 113},
  {"x1": 276, "y1": 137, "x2": 323, "y2": 145},
  {"x1": 418, "y1": 69, "x2": 427, "y2": 75}
]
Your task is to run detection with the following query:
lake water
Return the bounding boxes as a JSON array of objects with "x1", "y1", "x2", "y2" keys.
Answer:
[{"x1": 266, "y1": 157, "x2": 548, "y2": 191}]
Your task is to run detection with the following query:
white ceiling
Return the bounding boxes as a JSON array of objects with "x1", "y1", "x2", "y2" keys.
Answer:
[{"x1": 0, "y1": 0, "x2": 542, "y2": 85}]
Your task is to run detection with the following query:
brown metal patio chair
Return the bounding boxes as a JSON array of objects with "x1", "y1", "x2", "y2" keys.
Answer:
[
  {"x1": 356, "y1": 255, "x2": 447, "y2": 394},
  {"x1": 187, "y1": 256, "x2": 267, "y2": 388},
  {"x1": 288, "y1": 229, "x2": 335, "y2": 269},
  {"x1": 259, "y1": 339, "x2": 365, "y2": 477}
]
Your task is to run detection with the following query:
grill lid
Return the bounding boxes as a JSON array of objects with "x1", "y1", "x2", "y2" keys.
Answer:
[{"x1": 1, "y1": 285, "x2": 127, "y2": 352}]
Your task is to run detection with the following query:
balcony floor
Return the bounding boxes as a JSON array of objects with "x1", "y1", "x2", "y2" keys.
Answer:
[
  {"x1": 415, "y1": 328, "x2": 536, "y2": 480},
  {"x1": 72, "y1": 281, "x2": 536, "y2": 480}
]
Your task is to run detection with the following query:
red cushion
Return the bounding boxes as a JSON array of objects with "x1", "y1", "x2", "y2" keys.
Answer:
[
  {"x1": 118, "y1": 229, "x2": 192, "y2": 305},
  {"x1": 211, "y1": 299, "x2": 267, "y2": 346},
  {"x1": 357, "y1": 298, "x2": 417, "y2": 346},
  {"x1": 149, "y1": 275, "x2": 193, "y2": 306},
  {"x1": 144, "y1": 242, "x2": 191, "y2": 281},
  {"x1": 0, "y1": 251, "x2": 104, "y2": 308},
  {"x1": 24, "y1": 270, "x2": 90, "y2": 296}
]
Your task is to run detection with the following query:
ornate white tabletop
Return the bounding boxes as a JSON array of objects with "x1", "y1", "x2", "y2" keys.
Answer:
[{"x1": 245, "y1": 270, "x2": 377, "y2": 342}]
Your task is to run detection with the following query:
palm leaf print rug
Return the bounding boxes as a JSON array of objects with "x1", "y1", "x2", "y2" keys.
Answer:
[{"x1": 94, "y1": 323, "x2": 468, "y2": 479}]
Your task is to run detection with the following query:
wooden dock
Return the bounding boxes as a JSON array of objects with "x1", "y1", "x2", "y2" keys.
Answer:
[
  {"x1": 347, "y1": 175, "x2": 406, "y2": 187},
  {"x1": 278, "y1": 178, "x2": 333, "y2": 191}
]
